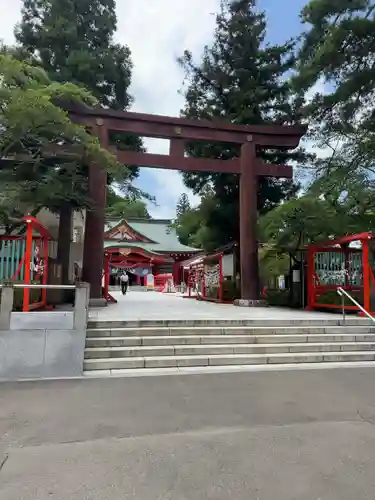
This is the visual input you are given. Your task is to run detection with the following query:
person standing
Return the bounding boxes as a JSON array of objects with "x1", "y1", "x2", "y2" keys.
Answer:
[{"x1": 120, "y1": 271, "x2": 129, "y2": 295}]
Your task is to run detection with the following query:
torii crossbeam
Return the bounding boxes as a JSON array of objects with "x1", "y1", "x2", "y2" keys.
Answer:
[{"x1": 68, "y1": 105, "x2": 306, "y2": 306}]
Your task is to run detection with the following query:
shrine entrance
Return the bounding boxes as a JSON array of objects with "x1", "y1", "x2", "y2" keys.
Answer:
[
  {"x1": 67, "y1": 104, "x2": 306, "y2": 305},
  {"x1": 103, "y1": 245, "x2": 172, "y2": 302}
]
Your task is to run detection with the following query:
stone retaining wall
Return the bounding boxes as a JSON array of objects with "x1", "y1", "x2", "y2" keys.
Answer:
[{"x1": 0, "y1": 284, "x2": 89, "y2": 380}]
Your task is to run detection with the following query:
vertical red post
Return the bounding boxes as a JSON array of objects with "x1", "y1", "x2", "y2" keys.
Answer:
[
  {"x1": 363, "y1": 239, "x2": 370, "y2": 312},
  {"x1": 239, "y1": 140, "x2": 259, "y2": 301},
  {"x1": 188, "y1": 269, "x2": 192, "y2": 297},
  {"x1": 219, "y1": 253, "x2": 223, "y2": 302},
  {"x1": 41, "y1": 233, "x2": 48, "y2": 306},
  {"x1": 202, "y1": 263, "x2": 206, "y2": 299},
  {"x1": 82, "y1": 120, "x2": 108, "y2": 301},
  {"x1": 103, "y1": 253, "x2": 110, "y2": 300},
  {"x1": 344, "y1": 247, "x2": 349, "y2": 288},
  {"x1": 306, "y1": 247, "x2": 315, "y2": 310},
  {"x1": 172, "y1": 261, "x2": 180, "y2": 286},
  {"x1": 22, "y1": 219, "x2": 33, "y2": 312}
]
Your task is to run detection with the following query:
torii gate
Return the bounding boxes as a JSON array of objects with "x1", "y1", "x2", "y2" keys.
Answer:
[{"x1": 68, "y1": 105, "x2": 306, "y2": 306}]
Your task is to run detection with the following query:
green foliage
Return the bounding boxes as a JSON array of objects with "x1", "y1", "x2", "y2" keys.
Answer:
[
  {"x1": 265, "y1": 289, "x2": 291, "y2": 307},
  {"x1": 107, "y1": 187, "x2": 151, "y2": 219},
  {"x1": 316, "y1": 290, "x2": 363, "y2": 307},
  {"x1": 259, "y1": 246, "x2": 290, "y2": 282},
  {"x1": 176, "y1": 193, "x2": 191, "y2": 219},
  {"x1": 13, "y1": 0, "x2": 145, "y2": 285},
  {"x1": 173, "y1": 191, "x2": 220, "y2": 251},
  {"x1": 15, "y1": 0, "x2": 132, "y2": 109},
  {"x1": 260, "y1": 196, "x2": 339, "y2": 257},
  {"x1": 0, "y1": 54, "x2": 119, "y2": 231},
  {"x1": 296, "y1": 0, "x2": 375, "y2": 129},
  {"x1": 259, "y1": 166, "x2": 375, "y2": 283},
  {"x1": 260, "y1": 181, "x2": 375, "y2": 255},
  {"x1": 173, "y1": 192, "x2": 214, "y2": 250},
  {"x1": 15, "y1": 0, "x2": 144, "y2": 192},
  {"x1": 178, "y1": 0, "x2": 308, "y2": 249},
  {"x1": 294, "y1": 0, "x2": 375, "y2": 180}
]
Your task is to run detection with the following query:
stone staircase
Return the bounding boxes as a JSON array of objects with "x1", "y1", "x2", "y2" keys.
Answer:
[{"x1": 84, "y1": 318, "x2": 375, "y2": 375}]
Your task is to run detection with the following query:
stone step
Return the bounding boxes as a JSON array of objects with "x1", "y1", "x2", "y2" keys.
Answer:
[
  {"x1": 85, "y1": 361, "x2": 375, "y2": 377},
  {"x1": 83, "y1": 351, "x2": 375, "y2": 371},
  {"x1": 87, "y1": 318, "x2": 372, "y2": 329},
  {"x1": 85, "y1": 333, "x2": 375, "y2": 348},
  {"x1": 84, "y1": 342, "x2": 375, "y2": 359},
  {"x1": 86, "y1": 325, "x2": 375, "y2": 338}
]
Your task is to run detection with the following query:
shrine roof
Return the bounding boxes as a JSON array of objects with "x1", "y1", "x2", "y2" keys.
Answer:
[
  {"x1": 104, "y1": 241, "x2": 174, "y2": 261},
  {"x1": 104, "y1": 217, "x2": 201, "y2": 254}
]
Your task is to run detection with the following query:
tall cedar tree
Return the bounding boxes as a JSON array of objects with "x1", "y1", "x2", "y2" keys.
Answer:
[
  {"x1": 294, "y1": 0, "x2": 375, "y2": 187},
  {"x1": 179, "y1": 0, "x2": 306, "y2": 250},
  {"x1": 295, "y1": 0, "x2": 375, "y2": 133},
  {"x1": 176, "y1": 193, "x2": 191, "y2": 219},
  {"x1": 15, "y1": 0, "x2": 143, "y2": 283}
]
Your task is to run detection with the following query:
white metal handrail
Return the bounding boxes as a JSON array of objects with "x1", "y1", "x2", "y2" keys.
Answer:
[
  {"x1": 0, "y1": 282, "x2": 90, "y2": 331},
  {"x1": 337, "y1": 287, "x2": 375, "y2": 323}
]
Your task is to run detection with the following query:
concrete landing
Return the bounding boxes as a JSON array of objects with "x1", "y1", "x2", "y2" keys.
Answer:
[
  {"x1": 89, "y1": 290, "x2": 356, "y2": 322},
  {"x1": 2, "y1": 369, "x2": 375, "y2": 499}
]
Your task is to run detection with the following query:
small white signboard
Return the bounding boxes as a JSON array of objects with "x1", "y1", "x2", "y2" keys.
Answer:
[{"x1": 146, "y1": 273, "x2": 154, "y2": 290}]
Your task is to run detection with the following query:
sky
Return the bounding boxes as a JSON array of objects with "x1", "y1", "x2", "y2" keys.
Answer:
[{"x1": 0, "y1": 0, "x2": 309, "y2": 219}]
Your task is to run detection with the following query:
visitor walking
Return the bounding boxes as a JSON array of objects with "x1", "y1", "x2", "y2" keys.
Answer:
[{"x1": 120, "y1": 271, "x2": 129, "y2": 295}]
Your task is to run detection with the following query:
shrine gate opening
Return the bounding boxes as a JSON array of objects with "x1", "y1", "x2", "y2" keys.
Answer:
[{"x1": 68, "y1": 105, "x2": 306, "y2": 305}]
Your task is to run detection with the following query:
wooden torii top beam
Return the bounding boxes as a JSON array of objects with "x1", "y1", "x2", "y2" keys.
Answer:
[{"x1": 67, "y1": 104, "x2": 307, "y2": 179}]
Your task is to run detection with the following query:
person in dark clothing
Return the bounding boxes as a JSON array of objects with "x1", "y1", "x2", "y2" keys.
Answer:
[{"x1": 120, "y1": 272, "x2": 129, "y2": 295}]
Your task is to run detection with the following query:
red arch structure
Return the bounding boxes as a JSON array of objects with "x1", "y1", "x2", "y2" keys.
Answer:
[
  {"x1": 66, "y1": 104, "x2": 306, "y2": 305},
  {"x1": 307, "y1": 232, "x2": 374, "y2": 313},
  {"x1": 0, "y1": 215, "x2": 50, "y2": 311}
]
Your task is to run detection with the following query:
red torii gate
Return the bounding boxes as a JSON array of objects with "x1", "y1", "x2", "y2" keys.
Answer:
[{"x1": 68, "y1": 105, "x2": 306, "y2": 305}]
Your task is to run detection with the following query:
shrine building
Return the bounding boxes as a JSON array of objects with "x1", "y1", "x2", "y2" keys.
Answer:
[{"x1": 103, "y1": 217, "x2": 201, "y2": 286}]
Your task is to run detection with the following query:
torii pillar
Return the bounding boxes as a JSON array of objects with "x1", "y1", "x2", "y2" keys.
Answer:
[
  {"x1": 234, "y1": 136, "x2": 291, "y2": 306},
  {"x1": 237, "y1": 139, "x2": 261, "y2": 305},
  {"x1": 69, "y1": 105, "x2": 306, "y2": 306},
  {"x1": 82, "y1": 119, "x2": 108, "y2": 305}
]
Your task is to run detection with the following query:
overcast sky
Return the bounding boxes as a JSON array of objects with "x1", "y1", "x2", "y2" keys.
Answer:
[{"x1": 0, "y1": 0, "x2": 308, "y2": 219}]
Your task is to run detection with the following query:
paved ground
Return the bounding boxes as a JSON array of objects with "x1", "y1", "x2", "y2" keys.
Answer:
[
  {"x1": 89, "y1": 290, "x2": 349, "y2": 321},
  {"x1": 7, "y1": 291, "x2": 350, "y2": 331},
  {"x1": 2, "y1": 368, "x2": 375, "y2": 498}
]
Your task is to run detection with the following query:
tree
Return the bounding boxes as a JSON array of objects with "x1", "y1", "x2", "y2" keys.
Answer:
[
  {"x1": 295, "y1": 0, "x2": 375, "y2": 131},
  {"x1": 260, "y1": 196, "x2": 339, "y2": 262},
  {"x1": 176, "y1": 193, "x2": 191, "y2": 219},
  {"x1": 0, "y1": 54, "x2": 119, "y2": 232},
  {"x1": 259, "y1": 177, "x2": 375, "y2": 266},
  {"x1": 107, "y1": 188, "x2": 150, "y2": 219},
  {"x1": 15, "y1": 0, "x2": 132, "y2": 109},
  {"x1": 178, "y1": 0, "x2": 307, "y2": 250},
  {"x1": 15, "y1": 0, "x2": 143, "y2": 283},
  {"x1": 294, "y1": 0, "x2": 375, "y2": 179},
  {"x1": 172, "y1": 189, "x2": 221, "y2": 250}
]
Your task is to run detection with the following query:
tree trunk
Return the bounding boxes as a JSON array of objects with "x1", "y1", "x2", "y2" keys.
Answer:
[{"x1": 57, "y1": 203, "x2": 73, "y2": 285}]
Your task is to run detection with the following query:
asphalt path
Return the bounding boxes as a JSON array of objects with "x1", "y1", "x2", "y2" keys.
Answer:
[{"x1": 1, "y1": 368, "x2": 375, "y2": 499}]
